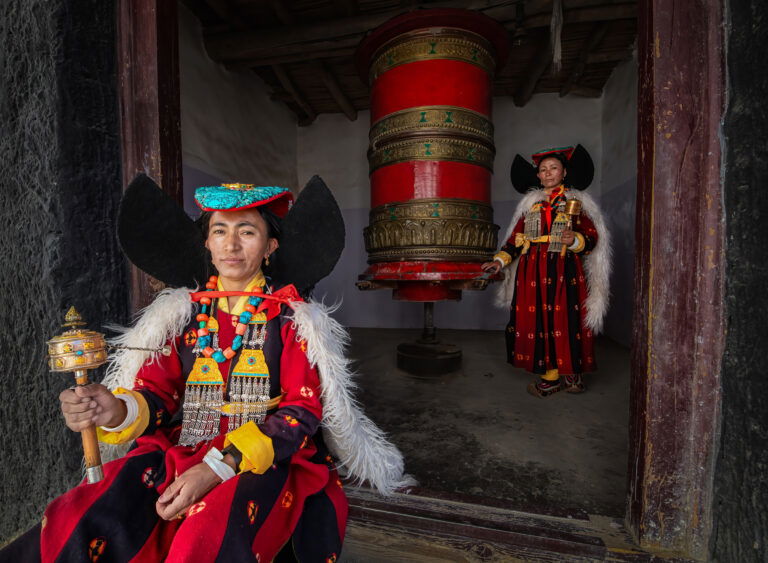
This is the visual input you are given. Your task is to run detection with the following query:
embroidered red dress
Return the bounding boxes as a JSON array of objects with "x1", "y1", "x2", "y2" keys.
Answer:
[
  {"x1": 498, "y1": 188, "x2": 599, "y2": 376},
  {"x1": 32, "y1": 300, "x2": 347, "y2": 562}
]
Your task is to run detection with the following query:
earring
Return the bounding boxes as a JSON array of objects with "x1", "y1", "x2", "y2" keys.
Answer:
[{"x1": 265, "y1": 255, "x2": 270, "y2": 266}]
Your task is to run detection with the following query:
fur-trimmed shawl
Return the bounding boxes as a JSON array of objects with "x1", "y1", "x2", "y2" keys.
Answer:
[
  {"x1": 101, "y1": 288, "x2": 415, "y2": 496},
  {"x1": 495, "y1": 188, "x2": 612, "y2": 333}
]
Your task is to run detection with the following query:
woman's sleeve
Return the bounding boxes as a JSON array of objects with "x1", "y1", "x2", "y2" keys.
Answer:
[
  {"x1": 570, "y1": 212, "x2": 599, "y2": 254},
  {"x1": 224, "y1": 315, "x2": 323, "y2": 474},
  {"x1": 495, "y1": 216, "x2": 525, "y2": 266},
  {"x1": 97, "y1": 338, "x2": 186, "y2": 444}
]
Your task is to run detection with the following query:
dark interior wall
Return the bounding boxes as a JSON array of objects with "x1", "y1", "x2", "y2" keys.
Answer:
[
  {"x1": 711, "y1": 0, "x2": 768, "y2": 561},
  {"x1": 0, "y1": 0, "x2": 127, "y2": 543}
]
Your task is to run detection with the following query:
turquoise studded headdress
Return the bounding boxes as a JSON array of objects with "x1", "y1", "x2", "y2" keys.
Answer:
[{"x1": 194, "y1": 183, "x2": 293, "y2": 217}]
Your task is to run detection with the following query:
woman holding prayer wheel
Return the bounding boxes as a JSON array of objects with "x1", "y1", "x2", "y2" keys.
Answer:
[
  {"x1": 482, "y1": 145, "x2": 612, "y2": 397},
  {"x1": 1, "y1": 177, "x2": 410, "y2": 562}
]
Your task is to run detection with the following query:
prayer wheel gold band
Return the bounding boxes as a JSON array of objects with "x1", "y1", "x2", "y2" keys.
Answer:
[
  {"x1": 369, "y1": 28, "x2": 496, "y2": 83},
  {"x1": 368, "y1": 137, "x2": 495, "y2": 173},
  {"x1": 370, "y1": 105, "x2": 493, "y2": 149}
]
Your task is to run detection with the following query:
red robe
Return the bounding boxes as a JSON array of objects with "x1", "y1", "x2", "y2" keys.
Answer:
[
  {"x1": 501, "y1": 191, "x2": 599, "y2": 376},
  {"x1": 33, "y1": 302, "x2": 347, "y2": 562}
]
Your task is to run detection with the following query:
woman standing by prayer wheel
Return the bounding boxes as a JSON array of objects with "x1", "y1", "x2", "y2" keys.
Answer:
[{"x1": 483, "y1": 145, "x2": 612, "y2": 397}]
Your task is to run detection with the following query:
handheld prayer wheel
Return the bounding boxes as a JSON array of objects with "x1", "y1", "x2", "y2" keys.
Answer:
[
  {"x1": 356, "y1": 9, "x2": 509, "y2": 301},
  {"x1": 47, "y1": 307, "x2": 108, "y2": 483}
]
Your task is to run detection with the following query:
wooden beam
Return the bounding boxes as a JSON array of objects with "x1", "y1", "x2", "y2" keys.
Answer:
[
  {"x1": 559, "y1": 22, "x2": 610, "y2": 97},
  {"x1": 272, "y1": 64, "x2": 316, "y2": 124},
  {"x1": 630, "y1": 0, "x2": 725, "y2": 557},
  {"x1": 331, "y1": 0, "x2": 358, "y2": 17},
  {"x1": 202, "y1": 0, "x2": 248, "y2": 31},
  {"x1": 205, "y1": 2, "x2": 636, "y2": 66},
  {"x1": 518, "y1": 3, "x2": 637, "y2": 29},
  {"x1": 315, "y1": 61, "x2": 358, "y2": 121},
  {"x1": 204, "y1": 0, "x2": 513, "y2": 62},
  {"x1": 586, "y1": 49, "x2": 634, "y2": 64},
  {"x1": 118, "y1": 0, "x2": 182, "y2": 310},
  {"x1": 224, "y1": 46, "x2": 356, "y2": 70},
  {"x1": 513, "y1": 37, "x2": 552, "y2": 107},
  {"x1": 266, "y1": 0, "x2": 295, "y2": 26}
]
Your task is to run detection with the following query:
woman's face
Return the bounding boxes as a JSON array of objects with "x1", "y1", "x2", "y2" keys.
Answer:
[
  {"x1": 537, "y1": 157, "x2": 566, "y2": 190},
  {"x1": 205, "y1": 208, "x2": 278, "y2": 289}
]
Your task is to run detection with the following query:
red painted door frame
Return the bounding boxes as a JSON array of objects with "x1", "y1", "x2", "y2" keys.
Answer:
[
  {"x1": 117, "y1": 0, "x2": 182, "y2": 310},
  {"x1": 116, "y1": 1, "x2": 728, "y2": 558},
  {"x1": 629, "y1": 0, "x2": 725, "y2": 558}
]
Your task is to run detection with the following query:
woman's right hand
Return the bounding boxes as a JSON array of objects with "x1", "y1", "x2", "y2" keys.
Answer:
[
  {"x1": 481, "y1": 261, "x2": 501, "y2": 274},
  {"x1": 59, "y1": 384, "x2": 126, "y2": 432}
]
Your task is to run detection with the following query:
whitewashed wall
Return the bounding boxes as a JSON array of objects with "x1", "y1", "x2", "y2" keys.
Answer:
[
  {"x1": 600, "y1": 55, "x2": 638, "y2": 346},
  {"x1": 178, "y1": 3, "x2": 297, "y2": 214},
  {"x1": 299, "y1": 94, "x2": 605, "y2": 330}
]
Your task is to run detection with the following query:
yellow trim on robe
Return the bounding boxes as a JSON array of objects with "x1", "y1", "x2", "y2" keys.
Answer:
[
  {"x1": 224, "y1": 421, "x2": 275, "y2": 474},
  {"x1": 493, "y1": 250, "x2": 513, "y2": 266},
  {"x1": 96, "y1": 388, "x2": 150, "y2": 444},
  {"x1": 217, "y1": 272, "x2": 266, "y2": 316},
  {"x1": 570, "y1": 232, "x2": 586, "y2": 253}
]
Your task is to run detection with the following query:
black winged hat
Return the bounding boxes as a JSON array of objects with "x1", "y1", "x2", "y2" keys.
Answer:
[
  {"x1": 510, "y1": 144, "x2": 594, "y2": 194},
  {"x1": 118, "y1": 174, "x2": 345, "y2": 292}
]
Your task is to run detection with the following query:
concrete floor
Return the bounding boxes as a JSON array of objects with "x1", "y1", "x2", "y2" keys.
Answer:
[{"x1": 347, "y1": 328, "x2": 631, "y2": 518}]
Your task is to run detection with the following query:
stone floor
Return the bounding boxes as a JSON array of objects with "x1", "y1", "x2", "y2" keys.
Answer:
[{"x1": 347, "y1": 327, "x2": 631, "y2": 518}]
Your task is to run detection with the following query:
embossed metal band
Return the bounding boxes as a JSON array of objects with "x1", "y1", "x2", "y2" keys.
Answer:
[
  {"x1": 364, "y1": 199, "x2": 498, "y2": 262},
  {"x1": 370, "y1": 106, "x2": 493, "y2": 148},
  {"x1": 369, "y1": 137, "x2": 495, "y2": 173},
  {"x1": 369, "y1": 198, "x2": 493, "y2": 223},
  {"x1": 369, "y1": 29, "x2": 496, "y2": 83}
]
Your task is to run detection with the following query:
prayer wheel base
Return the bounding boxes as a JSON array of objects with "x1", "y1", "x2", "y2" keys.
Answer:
[
  {"x1": 356, "y1": 261, "x2": 500, "y2": 302},
  {"x1": 396, "y1": 342, "x2": 462, "y2": 376}
]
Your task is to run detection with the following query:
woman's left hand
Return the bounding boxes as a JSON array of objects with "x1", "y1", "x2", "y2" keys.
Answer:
[
  {"x1": 156, "y1": 463, "x2": 222, "y2": 520},
  {"x1": 561, "y1": 229, "x2": 576, "y2": 246}
]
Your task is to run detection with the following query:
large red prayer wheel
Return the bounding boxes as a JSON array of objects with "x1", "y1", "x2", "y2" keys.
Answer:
[{"x1": 356, "y1": 9, "x2": 509, "y2": 301}]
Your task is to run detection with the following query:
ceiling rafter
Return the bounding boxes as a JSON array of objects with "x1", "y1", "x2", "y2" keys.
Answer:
[
  {"x1": 183, "y1": 1, "x2": 638, "y2": 116},
  {"x1": 559, "y1": 21, "x2": 611, "y2": 97}
]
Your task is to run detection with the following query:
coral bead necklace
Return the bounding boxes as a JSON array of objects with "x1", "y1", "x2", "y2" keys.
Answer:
[{"x1": 195, "y1": 275, "x2": 264, "y2": 363}]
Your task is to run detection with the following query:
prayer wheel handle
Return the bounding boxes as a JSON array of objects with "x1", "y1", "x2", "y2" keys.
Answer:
[
  {"x1": 47, "y1": 307, "x2": 108, "y2": 484},
  {"x1": 560, "y1": 198, "x2": 583, "y2": 257}
]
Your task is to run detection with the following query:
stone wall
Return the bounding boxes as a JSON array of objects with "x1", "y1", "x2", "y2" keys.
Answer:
[
  {"x1": 710, "y1": 0, "x2": 768, "y2": 560},
  {"x1": 0, "y1": 0, "x2": 127, "y2": 543}
]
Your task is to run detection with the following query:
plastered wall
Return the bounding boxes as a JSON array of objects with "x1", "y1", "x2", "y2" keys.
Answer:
[
  {"x1": 600, "y1": 56, "x2": 638, "y2": 346},
  {"x1": 179, "y1": 4, "x2": 297, "y2": 202}
]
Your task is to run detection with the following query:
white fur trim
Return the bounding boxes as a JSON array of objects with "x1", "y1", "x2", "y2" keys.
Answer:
[
  {"x1": 290, "y1": 301, "x2": 417, "y2": 496},
  {"x1": 495, "y1": 188, "x2": 612, "y2": 333},
  {"x1": 100, "y1": 289, "x2": 415, "y2": 495}
]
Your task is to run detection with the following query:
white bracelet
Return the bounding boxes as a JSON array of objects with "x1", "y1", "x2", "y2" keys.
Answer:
[
  {"x1": 494, "y1": 256, "x2": 506, "y2": 267},
  {"x1": 100, "y1": 393, "x2": 138, "y2": 432},
  {"x1": 203, "y1": 447, "x2": 236, "y2": 482}
]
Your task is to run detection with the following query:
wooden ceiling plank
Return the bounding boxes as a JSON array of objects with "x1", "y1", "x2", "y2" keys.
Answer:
[
  {"x1": 224, "y1": 46, "x2": 357, "y2": 70},
  {"x1": 587, "y1": 49, "x2": 633, "y2": 64},
  {"x1": 272, "y1": 63, "x2": 317, "y2": 124},
  {"x1": 204, "y1": 0, "x2": 514, "y2": 61},
  {"x1": 517, "y1": 3, "x2": 637, "y2": 29},
  {"x1": 513, "y1": 36, "x2": 553, "y2": 107},
  {"x1": 559, "y1": 22, "x2": 610, "y2": 97},
  {"x1": 201, "y1": 0, "x2": 249, "y2": 30},
  {"x1": 331, "y1": 0, "x2": 358, "y2": 17},
  {"x1": 206, "y1": 2, "x2": 636, "y2": 64},
  {"x1": 266, "y1": 0, "x2": 296, "y2": 25},
  {"x1": 314, "y1": 61, "x2": 358, "y2": 121}
]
